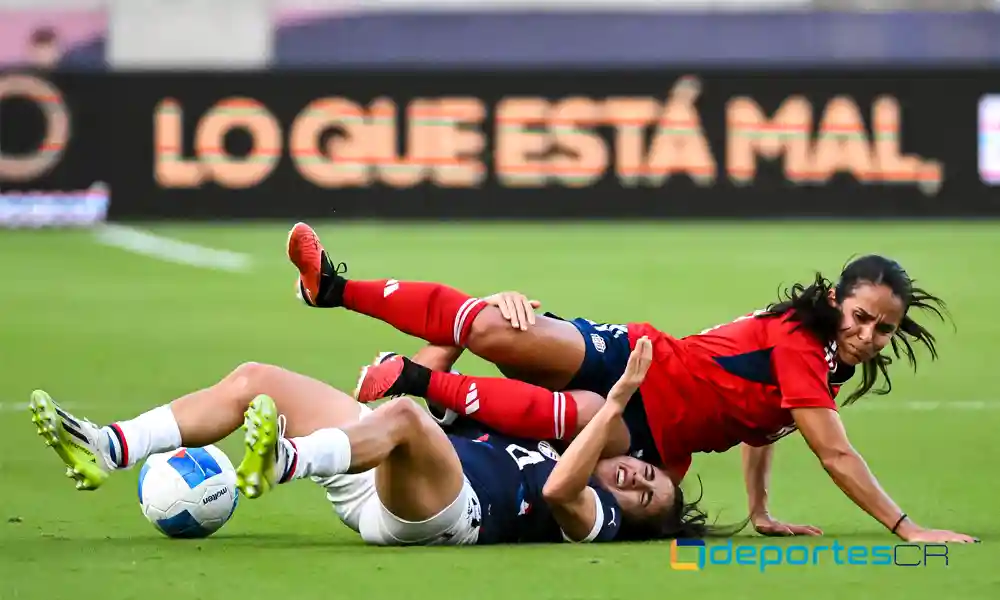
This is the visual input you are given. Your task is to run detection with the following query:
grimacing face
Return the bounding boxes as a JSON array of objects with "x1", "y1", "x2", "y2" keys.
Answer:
[
  {"x1": 829, "y1": 282, "x2": 905, "y2": 365},
  {"x1": 594, "y1": 456, "x2": 675, "y2": 525}
]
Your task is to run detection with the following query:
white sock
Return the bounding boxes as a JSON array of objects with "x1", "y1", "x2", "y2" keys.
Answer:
[
  {"x1": 103, "y1": 405, "x2": 182, "y2": 469},
  {"x1": 287, "y1": 428, "x2": 352, "y2": 480}
]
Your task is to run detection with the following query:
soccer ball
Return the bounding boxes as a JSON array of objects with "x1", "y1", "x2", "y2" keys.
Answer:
[{"x1": 138, "y1": 445, "x2": 239, "y2": 539}]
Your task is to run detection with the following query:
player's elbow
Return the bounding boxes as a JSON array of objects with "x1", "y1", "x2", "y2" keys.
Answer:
[{"x1": 816, "y1": 445, "x2": 859, "y2": 475}]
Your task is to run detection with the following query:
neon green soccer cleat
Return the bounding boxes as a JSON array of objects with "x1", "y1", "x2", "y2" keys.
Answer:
[
  {"x1": 236, "y1": 394, "x2": 285, "y2": 499},
  {"x1": 28, "y1": 390, "x2": 112, "y2": 491}
]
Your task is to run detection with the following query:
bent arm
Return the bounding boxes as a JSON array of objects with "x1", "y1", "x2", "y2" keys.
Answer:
[
  {"x1": 791, "y1": 407, "x2": 911, "y2": 537},
  {"x1": 543, "y1": 336, "x2": 650, "y2": 540},
  {"x1": 542, "y1": 403, "x2": 620, "y2": 541}
]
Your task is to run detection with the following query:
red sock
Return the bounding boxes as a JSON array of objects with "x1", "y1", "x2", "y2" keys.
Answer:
[
  {"x1": 427, "y1": 371, "x2": 578, "y2": 441},
  {"x1": 343, "y1": 280, "x2": 486, "y2": 347}
]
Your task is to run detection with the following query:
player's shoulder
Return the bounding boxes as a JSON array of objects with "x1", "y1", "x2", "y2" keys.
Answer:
[
  {"x1": 764, "y1": 311, "x2": 826, "y2": 352},
  {"x1": 766, "y1": 314, "x2": 838, "y2": 375}
]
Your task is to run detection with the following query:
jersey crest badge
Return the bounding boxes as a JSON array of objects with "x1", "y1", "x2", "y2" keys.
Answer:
[{"x1": 536, "y1": 441, "x2": 561, "y2": 461}]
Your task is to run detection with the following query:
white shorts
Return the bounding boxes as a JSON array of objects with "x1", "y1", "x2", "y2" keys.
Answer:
[{"x1": 310, "y1": 403, "x2": 482, "y2": 546}]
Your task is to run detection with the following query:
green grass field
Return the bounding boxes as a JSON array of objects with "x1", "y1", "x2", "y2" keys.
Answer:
[{"x1": 1, "y1": 221, "x2": 998, "y2": 599}]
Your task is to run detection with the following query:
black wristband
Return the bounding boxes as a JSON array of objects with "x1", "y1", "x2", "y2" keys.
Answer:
[{"x1": 891, "y1": 513, "x2": 908, "y2": 534}]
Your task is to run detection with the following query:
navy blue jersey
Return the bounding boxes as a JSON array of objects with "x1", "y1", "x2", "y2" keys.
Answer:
[
  {"x1": 544, "y1": 313, "x2": 663, "y2": 467},
  {"x1": 449, "y1": 432, "x2": 622, "y2": 545}
]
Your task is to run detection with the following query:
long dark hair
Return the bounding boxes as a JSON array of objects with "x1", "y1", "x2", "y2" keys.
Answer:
[
  {"x1": 618, "y1": 476, "x2": 750, "y2": 541},
  {"x1": 759, "y1": 255, "x2": 949, "y2": 405}
]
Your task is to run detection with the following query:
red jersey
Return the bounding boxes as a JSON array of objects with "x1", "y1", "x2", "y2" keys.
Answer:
[{"x1": 627, "y1": 310, "x2": 853, "y2": 469}]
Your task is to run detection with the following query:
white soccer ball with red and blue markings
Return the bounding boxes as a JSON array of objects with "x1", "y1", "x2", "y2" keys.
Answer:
[{"x1": 138, "y1": 445, "x2": 239, "y2": 539}]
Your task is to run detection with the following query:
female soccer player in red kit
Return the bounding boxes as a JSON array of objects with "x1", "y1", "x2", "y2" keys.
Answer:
[{"x1": 287, "y1": 223, "x2": 977, "y2": 544}]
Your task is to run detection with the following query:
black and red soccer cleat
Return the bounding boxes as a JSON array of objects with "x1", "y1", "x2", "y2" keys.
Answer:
[
  {"x1": 353, "y1": 353, "x2": 434, "y2": 403},
  {"x1": 286, "y1": 222, "x2": 347, "y2": 307},
  {"x1": 354, "y1": 355, "x2": 407, "y2": 403},
  {"x1": 358, "y1": 353, "x2": 470, "y2": 432}
]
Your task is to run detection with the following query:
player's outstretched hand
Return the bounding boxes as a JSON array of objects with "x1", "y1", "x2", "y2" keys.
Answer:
[
  {"x1": 484, "y1": 291, "x2": 541, "y2": 331},
  {"x1": 607, "y1": 336, "x2": 653, "y2": 409},
  {"x1": 899, "y1": 527, "x2": 980, "y2": 544},
  {"x1": 752, "y1": 514, "x2": 823, "y2": 537}
]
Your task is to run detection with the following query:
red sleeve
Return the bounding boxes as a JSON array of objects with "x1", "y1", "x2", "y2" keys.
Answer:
[{"x1": 771, "y1": 345, "x2": 837, "y2": 410}]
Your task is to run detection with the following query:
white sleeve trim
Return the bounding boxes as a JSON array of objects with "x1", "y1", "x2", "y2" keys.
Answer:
[{"x1": 561, "y1": 487, "x2": 605, "y2": 543}]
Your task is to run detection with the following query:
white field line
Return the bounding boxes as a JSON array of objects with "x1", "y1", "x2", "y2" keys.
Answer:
[
  {"x1": 849, "y1": 400, "x2": 1000, "y2": 412},
  {"x1": 93, "y1": 224, "x2": 252, "y2": 272}
]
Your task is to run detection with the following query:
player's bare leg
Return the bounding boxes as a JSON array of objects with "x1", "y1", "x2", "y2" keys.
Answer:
[
  {"x1": 164, "y1": 361, "x2": 463, "y2": 521},
  {"x1": 354, "y1": 397, "x2": 466, "y2": 522},
  {"x1": 29, "y1": 362, "x2": 367, "y2": 493},
  {"x1": 155, "y1": 363, "x2": 376, "y2": 499},
  {"x1": 465, "y1": 308, "x2": 586, "y2": 390},
  {"x1": 286, "y1": 222, "x2": 586, "y2": 389},
  {"x1": 170, "y1": 362, "x2": 363, "y2": 443}
]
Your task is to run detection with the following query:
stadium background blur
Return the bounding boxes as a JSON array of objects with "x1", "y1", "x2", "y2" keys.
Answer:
[{"x1": 1, "y1": 1, "x2": 999, "y2": 598}]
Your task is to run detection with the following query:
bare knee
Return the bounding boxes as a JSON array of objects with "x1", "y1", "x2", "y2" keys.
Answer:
[
  {"x1": 380, "y1": 397, "x2": 434, "y2": 442},
  {"x1": 225, "y1": 361, "x2": 266, "y2": 384},
  {"x1": 382, "y1": 396, "x2": 424, "y2": 420},
  {"x1": 219, "y1": 362, "x2": 278, "y2": 403}
]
